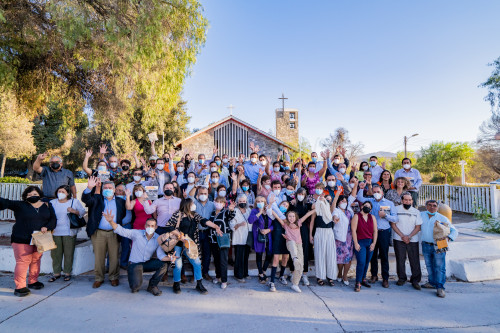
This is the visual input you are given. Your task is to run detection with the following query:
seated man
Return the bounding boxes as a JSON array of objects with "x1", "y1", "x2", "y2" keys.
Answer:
[{"x1": 103, "y1": 214, "x2": 176, "y2": 296}]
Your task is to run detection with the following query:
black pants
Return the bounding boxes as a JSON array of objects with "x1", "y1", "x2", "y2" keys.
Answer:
[
  {"x1": 200, "y1": 230, "x2": 212, "y2": 275},
  {"x1": 210, "y1": 243, "x2": 229, "y2": 283},
  {"x1": 370, "y1": 228, "x2": 391, "y2": 280},
  {"x1": 155, "y1": 226, "x2": 171, "y2": 235},
  {"x1": 256, "y1": 250, "x2": 272, "y2": 275},
  {"x1": 393, "y1": 240, "x2": 421, "y2": 283},
  {"x1": 300, "y1": 224, "x2": 310, "y2": 273},
  {"x1": 234, "y1": 245, "x2": 249, "y2": 279},
  {"x1": 127, "y1": 259, "x2": 168, "y2": 291}
]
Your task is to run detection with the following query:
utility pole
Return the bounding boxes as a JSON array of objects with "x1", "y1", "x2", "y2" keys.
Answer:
[
  {"x1": 404, "y1": 133, "x2": 419, "y2": 157},
  {"x1": 459, "y1": 160, "x2": 467, "y2": 185}
]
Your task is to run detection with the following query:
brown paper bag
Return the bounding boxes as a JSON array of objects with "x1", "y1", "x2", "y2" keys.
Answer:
[
  {"x1": 433, "y1": 221, "x2": 450, "y2": 241},
  {"x1": 182, "y1": 234, "x2": 198, "y2": 259},
  {"x1": 31, "y1": 232, "x2": 57, "y2": 253}
]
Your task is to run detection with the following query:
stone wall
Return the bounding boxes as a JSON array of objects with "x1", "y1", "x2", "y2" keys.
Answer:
[
  {"x1": 248, "y1": 130, "x2": 283, "y2": 158},
  {"x1": 276, "y1": 108, "x2": 299, "y2": 147},
  {"x1": 178, "y1": 130, "x2": 215, "y2": 158}
]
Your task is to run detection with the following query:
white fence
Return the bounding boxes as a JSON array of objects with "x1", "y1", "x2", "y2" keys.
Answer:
[
  {"x1": 418, "y1": 184, "x2": 500, "y2": 217},
  {"x1": 0, "y1": 183, "x2": 42, "y2": 220}
]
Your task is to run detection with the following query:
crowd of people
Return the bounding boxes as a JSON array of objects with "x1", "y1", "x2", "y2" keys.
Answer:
[{"x1": 0, "y1": 143, "x2": 457, "y2": 299}]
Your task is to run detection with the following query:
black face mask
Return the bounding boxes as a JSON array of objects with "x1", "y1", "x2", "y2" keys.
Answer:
[
  {"x1": 362, "y1": 206, "x2": 371, "y2": 214},
  {"x1": 238, "y1": 203, "x2": 247, "y2": 209},
  {"x1": 165, "y1": 158, "x2": 170, "y2": 163},
  {"x1": 150, "y1": 162, "x2": 156, "y2": 168},
  {"x1": 122, "y1": 165, "x2": 130, "y2": 171},
  {"x1": 51, "y1": 163, "x2": 60, "y2": 170},
  {"x1": 403, "y1": 204, "x2": 412, "y2": 210},
  {"x1": 26, "y1": 196, "x2": 40, "y2": 203},
  {"x1": 164, "y1": 189, "x2": 174, "y2": 197}
]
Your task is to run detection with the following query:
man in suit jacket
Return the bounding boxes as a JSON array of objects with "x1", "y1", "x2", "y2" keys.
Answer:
[{"x1": 82, "y1": 176, "x2": 126, "y2": 288}]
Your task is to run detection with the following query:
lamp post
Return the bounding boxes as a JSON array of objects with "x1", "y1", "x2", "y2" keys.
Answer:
[{"x1": 404, "y1": 133, "x2": 419, "y2": 158}]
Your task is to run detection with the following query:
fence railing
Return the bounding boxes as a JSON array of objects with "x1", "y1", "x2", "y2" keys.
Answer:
[
  {"x1": 0, "y1": 183, "x2": 42, "y2": 220},
  {"x1": 418, "y1": 184, "x2": 499, "y2": 216}
]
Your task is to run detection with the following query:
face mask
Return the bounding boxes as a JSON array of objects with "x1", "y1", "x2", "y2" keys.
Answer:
[
  {"x1": 190, "y1": 204, "x2": 197, "y2": 212},
  {"x1": 339, "y1": 168, "x2": 346, "y2": 174},
  {"x1": 427, "y1": 211, "x2": 436, "y2": 216},
  {"x1": 370, "y1": 161, "x2": 377, "y2": 167},
  {"x1": 134, "y1": 191, "x2": 143, "y2": 198},
  {"x1": 339, "y1": 202, "x2": 347, "y2": 210},
  {"x1": 210, "y1": 167, "x2": 217, "y2": 172},
  {"x1": 215, "y1": 160, "x2": 221, "y2": 166},
  {"x1": 156, "y1": 164, "x2": 164, "y2": 170},
  {"x1": 308, "y1": 167, "x2": 315, "y2": 172},
  {"x1": 116, "y1": 195, "x2": 126, "y2": 200},
  {"x1": 327, "y1": 181, "x2": 336, "y2": 188},
  {"x1": 145, "y1": 227, "x2": 155, "y2": 235},
  {"x1": 273, "y1": 189, "x2": 281, "y2": 196},
  {"x1": 362, "y1": 206, "x2": 371, "y2": 214},
  {"x1": 238, "y1": 202, "x2": 247, "y2": 209},
  {"x1": 97, "y1": 165, "x2": 107, "y2": 172},
  {"x1": 177, "y1": 166, "x2": 184, "y2": 173},
  {"x1": 26, "y1": 196, "x2": 40, "y2": 203},
  {"x1": 284, "y1": 166, "x2": 290, "y2": 170},
  {"x1": 222, "y1": 158, "x2": 229, "y2": 164},
  {"x1": 373, "y1": 192, "x2": 383, "y2": 200},
  {"x1": 315, "y1": 189, "x2": 323, "y2": 195},
  {"x1": 51, "y1": 163, "x2": 61, "y2": 170},
  {"x1": 103, "y1": 189, "x2": 114, "y2": 198},
  {"x1": 334, "y1": 159, "x2": 340, "y2": 164},
  {"x1": 311, "y1": 157, "x2": 317, "y2": 163},
  {"x1": 403, "y1": 204, "x2": 412, "y2": 210},
  {"x1": 110, "y1": 162, "x2": 118, "y2": 169},
  {"x1": 285, "y1": 189, "x2": 294, "y2": 196},
  {"x1": 121, "y1": 165, "x2": 130, "y2": 171},
  {"x1": 164, "y1": 189, "x2": 174, "y2": 197},
  {"x1": 188, "y1": 177, "x2": 195, "y2": 183},
  {"x1": 198, "y1": 194, "x2": 208, "y2": 202},
  {"x1": 57, "y1": 192, "x2": 67, "y2": 200},
  {"x1": 362, "y1": 165, "x2": 369, "y2": 171},
  {"x1": 199, "y1": 159, "x2": 205, "y2": 165},
  {"x1": 215, "y1": 202, "x2": 225, "y2": 210},
  {"x1": 133, "y1": 175, "x2": 142, "y2": 182},
  {"x1": 403, "y1": 164, "x2": 411, "y2": 170},
  {"x1": 242, "y1": 186, "x2": 249, "y2": 192},
  {"x1": 150, "y1": 162, "x2": 156, "y2": 168},
  {"x1": 218, "y1": 190, "x2": 226, "y2": 197},
  {"x1": 260, "y1": 160, "x2": 267, "y2": 166},
  {"x1": 256, "y1": 202, "x2": 265, "y2": 209},
  {"x1": 297, "y1": 194, "x2": 305, "y2": 202},
  {"x1": 251, "y1": 157, "x2": 257, "y2": 163},
  {"x1": 273, "y1": 167, "x2": 280, "y2": 172},
  {"x1": 211, "y1": 178, "x2": 219, "y2": 184},
  {"x1": 264, "y1": 184, "x2": 271, "y2": 190},
  {"x1": 349, "y1": 183, "x2": 355, "y2": 189},
  {"x1": 165, "y1": 158, "x2": 170, "y2": 163},
  {"x1": 279, "y1": 206, "x2": 287, "y2": 213}
]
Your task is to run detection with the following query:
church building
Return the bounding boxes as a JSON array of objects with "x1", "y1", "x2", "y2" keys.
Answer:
[{"x1": 174, "y1": 108, "x2": 299, "y2": 157}]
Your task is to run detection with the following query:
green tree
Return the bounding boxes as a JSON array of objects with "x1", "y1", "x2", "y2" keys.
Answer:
[
  {"x1": 389, "y1": 151, "x2": 417, "y2": 174},
  {"x1": 418, "y1": 142, "x2": 474, "y2": 184}
]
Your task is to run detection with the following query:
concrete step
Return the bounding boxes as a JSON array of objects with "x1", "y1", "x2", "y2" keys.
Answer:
[{"x1": 448, "y1": 255, "x2": 500, "y2": 282}]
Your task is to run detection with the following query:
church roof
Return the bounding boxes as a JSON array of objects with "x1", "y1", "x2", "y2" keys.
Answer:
[{"x1": 175, "y1": 115, "x2": 297, "y2": 151}]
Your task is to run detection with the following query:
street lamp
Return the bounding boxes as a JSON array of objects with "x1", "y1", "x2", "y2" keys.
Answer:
[{"x1": 404, "y1": 133, "x2": 419, "y2": 158}]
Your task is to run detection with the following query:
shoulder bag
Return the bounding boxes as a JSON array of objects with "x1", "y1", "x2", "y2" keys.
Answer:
[{"x1": 68, "y1": 199, "x2": 86, "y2": 229}]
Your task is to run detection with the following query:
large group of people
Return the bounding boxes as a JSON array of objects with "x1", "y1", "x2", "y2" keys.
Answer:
[{"x1": 1, "y1": 142, "x2": 457, "y2": 299}]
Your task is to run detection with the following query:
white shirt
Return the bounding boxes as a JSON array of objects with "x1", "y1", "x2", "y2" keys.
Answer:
[
  {"x1": 333, "y1": 196, "x2": 355, "y2": 242},
  {"x1": 393, "y1": 205, "x2": 423, "y2": 242},
  {"x1": 370, "y1": 164, "x2": 385, "y2": 183},
  {"x1": 229, "y1": 208, "x2": 251, "y2": 245},
  {"x1": 50, "y1": 198, "x2": 86, "y2": 236}
]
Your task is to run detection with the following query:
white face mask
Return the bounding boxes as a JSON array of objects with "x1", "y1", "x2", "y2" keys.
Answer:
[
  {"x1": 339, "y1": 168, "x2": 346, "y2": 174},
  {"x1": 211, "y1": 178, "x2": 219, "y2": 184},
  {"x1": 133, "y1": 175, "x2": 142, "y2": 182},
  {"x1": 135, "y1": 191, "x2": 143, "y2": 198},
  {"x1": 218, "y1": 190, "x2": 227, "y2": 197},
  {"x1": 198, "y1": 194, "x2": 208, "y2": 202},
  {"x1": 373, "y1": 192, "x2": 383, "y2": 200},
  {"x1": 156, "y1": 164, "x2": 164, "y2": 170},
  {"x1": 188, "y1": 176, "x2": 195, "y2": 183},
  {"x1": 110, "y1": 162, "x2": 118, "y2": 169},
  {"x1": 215, "y1": 202, "x2": 225, "y2": 210},
  {"x1": 362, "y1": 165, "x2": 369, "y2": 171},
  {"x1": 210, "y1": 167, "x2": 217, "y2": 172},
  {"x1": 339, "y1": 202, "x2": 347, "y2": 210},
  {"x1": 327, "y1": 181, "x2": 335, "y2": 188},
  {"x1": 264, "y1": 184, "x2": 271, "y2": 190},
  {"x1": 190, "y1": 204, "x2": 197, "y2": 211},
  {"x1": 297, "y1": 194, "x2": 305, "y2": 202},
  {"x1": 349, "y1": 183, "x2": 355, "y2": 189},
  {"x1": 177, "y1": 166, "x2": 184, "y2": 172},
  {"x1": 273, "y1": 167, "x2": 280, "y2": 172},
  {"x1": 251, "y1": 157, "x2": 257, "y2": 163},
  {"x1": 273, "y1": 189, "x2": 281, "y2": 196},
  {"x1": 222, "y1": 158, "x2": 229, "y2": 164},
  {"x1": 145, "y1": 227, "x2": 155, "y2": 235},
  {"x1": 260, "y1": 160, "x2": 267, "y2": 166},
  {"x1": 403, "y1": 164, "x2": 411, "y2": 170},
  {"x1": 57, "y1": 192, "x2": 67, "y2": 200},
  {"x1": 334, "y1": 159, "x2": 340, "y2": 164}
]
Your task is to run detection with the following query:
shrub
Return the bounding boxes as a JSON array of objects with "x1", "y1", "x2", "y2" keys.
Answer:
[{"x1": 0, "y1": 177, "x2": 32, "y2": 184}]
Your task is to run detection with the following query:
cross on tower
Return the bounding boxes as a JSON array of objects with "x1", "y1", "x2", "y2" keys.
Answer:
[
  {"x1": 278, "y1": 93, "x2": 288, "y2": 112},
  {"x1": 227, "y1": 104, "x2": 235, "y2": 116}
]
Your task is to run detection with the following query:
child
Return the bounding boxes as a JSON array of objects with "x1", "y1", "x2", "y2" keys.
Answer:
[{"x1": 271, "y1": 209, "x2": 315, "y2": 293}]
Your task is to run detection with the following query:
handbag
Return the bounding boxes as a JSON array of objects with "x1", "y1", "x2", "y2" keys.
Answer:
[
  {"x1": 31, "y1": 231, "x2": 57, "y2": 253},
  {"x1": 246, "y1": 231, "x2": 254, "y2": 248},
  {"x1": 257, "y1": 216, "x2": 269, "y2": 243},
  {"x1": 217, "y1": 233, "x2": 231, "y2": 249},
  {"x1": 68, "y1": 199, "x2": 86, "y2": 229}
]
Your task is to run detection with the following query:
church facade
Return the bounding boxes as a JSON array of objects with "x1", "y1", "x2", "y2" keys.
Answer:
[{"x1": 174, "y1": 109, "x2": 299, "y2": 158}]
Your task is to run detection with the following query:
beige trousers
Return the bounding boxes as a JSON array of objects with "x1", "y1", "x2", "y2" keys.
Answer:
[
  {"x1": 91, "y1": 230, "x2": 120, "y2": 282},
  {"x1": 286, "y1": 240, "x2": 304, "y2": 286}
]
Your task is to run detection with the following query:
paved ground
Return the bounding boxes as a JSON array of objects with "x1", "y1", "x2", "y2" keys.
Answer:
[{"x1": 0, "y1": 274, "x2": 499, "y2": 333}]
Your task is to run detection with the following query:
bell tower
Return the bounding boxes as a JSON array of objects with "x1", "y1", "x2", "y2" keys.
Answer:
[{"x1": 275, "y1": 108, "x2": 299, "y2": 148}]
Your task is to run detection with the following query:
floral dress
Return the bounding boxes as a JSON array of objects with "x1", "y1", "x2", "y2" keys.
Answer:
[
  {"x1": 302, "y1": 172, "x2": 321, "y2": 195},
  {"x1": 335, "y1": 209, "x2": 354, "y2": 264}
]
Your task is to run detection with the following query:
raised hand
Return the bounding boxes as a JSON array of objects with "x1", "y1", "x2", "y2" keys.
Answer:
[
  {"x1": 258, "y1": 168, "x2": 264, "y2": 176},
  {"x1": 87, "y1": 176, "x2": 98, "y2": 189},
  {"x1": 335, "y1": 172, "x2": 343, "y2": 181},
  {"x1": 283, "y1": 147, "x2": 289, "y2": 155},
  {"x1": 358, "y1": 181, "x2": 366, "y2": 189},
  {"x1": 231, "y1": 172, "x2": 238, "y2": 181},
  {"x1": 150, "y1": 169, "x2": 156, "y2": 179},
  {"x1": 228, "y1": 201, "x2": 236, "y2": 211},
  {"x1": 320, "y1": 151, "x2": 327, "y2": 160},
  {"x1": 340, "y1": 147, "x2": 347, "y2": 156},
  {"x1": 85, "y1": 149, "x2": 93, "y2": 159},
  {"x1": 213, "y1": 147, "x2": 218, "y2": 154},
  {"x1": 169, "y1": 149, "x2": 176, "y2": 158},
  {"x1": 351, "y1": 163, "x2": 358, "y2": 172},
  {"x1": 99, "y1": 144, "x2": 108, "y2": 155},
  {"x1": 125, "y1": 189, "x2": 132, "y2": 198},
  {"x1": 103, "y1": 209, "x2": 115, "y2": 223},
  {"x1": 37, "y1": 152, "x2": 48, "y2": 161},
  {"x1": 249, "y1": 142, "x2": 255, "y2": 152},
  {"x1": 254, "y1": 145, "x2": 260, "y2": 153},
  {"x1": 381, "y1": 161, "x2": 386, "y2": 169},
  {"x1": 230, "y1": 157, "x2": 236, "y2": 166},
  {"x1": 132, "y1": 151, "x2": 138, "y2": 157}
]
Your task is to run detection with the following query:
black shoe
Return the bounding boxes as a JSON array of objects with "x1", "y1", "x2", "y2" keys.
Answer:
[
  {"x1": 412, "y1": 282, "x2": 422, "y2": 290},
  {"x1": 196, "y1": 280, "x2": 208, "y2": 295},
  {"x1": 28, "y1": 281, "x2": 44, "y2": 290},
  {"x1": 173, "y1": 282, "x2": 181, "y2": 294},
  {"x1": 396, "y1": 279, "x2": 406, "y2": 286},
  {"x1": 147, "y1": 286, "x2": 162, "y2": 296},
  {"x1": 14, "y1": 287, "x2": 31, "y2": 297},
  {"x1": 131, "y1": 289, "x2": 139, "y2": 293},
  {"x1": 361, "y1": 280, "x2": 371, "y2": 288}
]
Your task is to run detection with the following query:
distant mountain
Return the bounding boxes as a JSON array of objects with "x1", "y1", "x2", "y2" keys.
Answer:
[{"x1": 356, "y1": 151, "x2": 397, "y2": 161}]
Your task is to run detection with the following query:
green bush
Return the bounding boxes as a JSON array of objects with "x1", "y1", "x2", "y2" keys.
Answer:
[
  {"x1": 480, "y1": 218, "x2": 500, "y2": 234},
  {"x1": 74, "y1": 178, "x2": 89, "y2": 183},
  {"x1": 0, "y1": 177, "x2": 32, "y2": 184}
]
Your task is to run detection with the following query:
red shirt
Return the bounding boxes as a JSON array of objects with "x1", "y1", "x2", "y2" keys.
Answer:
[{"x1": 356, "y1": 212, "x2": 374, "y2": 240}]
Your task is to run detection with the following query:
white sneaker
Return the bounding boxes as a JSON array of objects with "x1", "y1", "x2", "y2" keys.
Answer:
[
  {"x1": 343, "y1": 280, "x2": 349, "y2": 286},
  {"x1": 221, "y1": 282, "x2": 227, "y2": 289},
  {"x1": 279, "y1": 276, "x2": 288, "y2": 285},
  {"x1": 269, "y1": 282, "x2": 276, "y2": 292},
  {"x1": 213, "y1": 278, "x2": 219, "y2": 284},
  {"x1": 291, "y1": 285, "x2": 302, "y2": 293},
  {"x1": 337, "y1": 277, "x2": 342, "y2": 283},
  {"x1": 301, "y1": 275, "x2": 310, "y2": 286}
]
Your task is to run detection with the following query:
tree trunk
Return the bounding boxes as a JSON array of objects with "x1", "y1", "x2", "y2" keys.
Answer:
[
  {"x1": 444, "y1": 172, "x2": 448, "y2": 184},
  {"x1": 0, "y1": 155, "x2": 6, "y2": 178},
  {"x1": 27, "y1": 157, "x2": 35, "y2": 181}
]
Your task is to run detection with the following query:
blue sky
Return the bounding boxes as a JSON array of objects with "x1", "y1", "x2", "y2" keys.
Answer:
[{"x1": 182, "y1": 0, "x2": 500, "y2": 154}]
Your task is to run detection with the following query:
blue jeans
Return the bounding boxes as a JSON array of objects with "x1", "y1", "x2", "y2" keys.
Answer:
[
  {"x1": 354, "y1": 238, "x2": 373, "y2": 283},
  {"x1": 422, "y1": 242, "x2": 447, "y2": 289},
  {"x1": 173, "y1": 246, "x2": 202, "y2": 282},
  {"x1": 120, "y1": 223, "x2": 133, "y2": 267}
]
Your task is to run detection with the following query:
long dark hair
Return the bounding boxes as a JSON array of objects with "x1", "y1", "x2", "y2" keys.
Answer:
[
  {"x1": 54, "y1": 185, "x2": 72, "y2": 199},
  {"x1": 179, "y1": 198, "x2": 195, "y2": 216},
  {"x1": 380, "y1": 169, "x2": 393, "y2": 185},
  {"x1": 22, "y1": 186, "x2": 43, "y2": 201}
]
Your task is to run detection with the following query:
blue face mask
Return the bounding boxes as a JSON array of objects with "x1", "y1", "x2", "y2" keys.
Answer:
[
  {"x1": 102, "y1": 189, "x2": 114, "y2": 198},
  {"x1": 215, "y1": 160, "x2": 221, "y2": 166},
  {"x1": 315, "y1": 189, "x2": 323, "y2": 195},
  {"x1": 279, "y1": 206, "x2": 287, "y2": 214},
  {"x1": 285, "y1": 189, "x2": 294, "y2": 196},
  {"x1": 256, "y1": 202, "x2": 265, "y2": 209},
  {"x1": 199, "y1": 159, "x2": 205, "y2": 165},
  {"x1": 311, "y1": 157, "x2": 317, "y2": 163},
  {"x1": 370, "y1": 161, "x2": 377, "y2": 167},
  {"x1": 242, "y1": 186, "x2": 249, "y2": 192},
  {"x1": 97, "y1": 165, "x2": 107, "y2": 172},
  {"x1": 284, "y1": 166, "x2": 290, "y2": 170},
  {"x1": 116, "y1": 195, "x2": 126, "y2": 200},
  {"x1": 427, "y1": 211, "x2": 436, "y2": 216}
]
